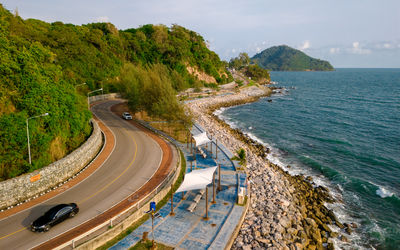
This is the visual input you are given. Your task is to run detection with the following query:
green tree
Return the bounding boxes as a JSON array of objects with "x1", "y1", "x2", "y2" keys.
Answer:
[
  {"x1": 0, "y1": 5, "x2": 228, "y2": 180},
  {"x1": 245, "y1": 64, "x2": 270, "y2": 82},
  {"x1": 232, "y1": 148, "x2": 246, "y2": 166},
  {"x1": 229, "y1": 52, "x2": 250, "y2": 69}
]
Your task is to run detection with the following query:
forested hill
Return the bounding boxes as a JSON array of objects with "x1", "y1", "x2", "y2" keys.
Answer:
[
  {"x1": 251, "y1": 45, "x2": 334, "y2": 71},
  {"x1": 0, "y1": 4, "x2": 230, "y2": 180}
]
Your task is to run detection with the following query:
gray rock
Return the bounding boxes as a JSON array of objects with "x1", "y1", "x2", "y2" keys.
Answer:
[
  {"x1": 242, "y1": 245, "x2": 252, "y2": 250},
  {"x1": 274, "y1": 232, "x2": 283, "y2": 241},
  {"x1": 275, "y1": 223, "x2": 285, "y2": 234},
  {"x1": 279, "y1": 217, "x2": 291, "y2": 228}
]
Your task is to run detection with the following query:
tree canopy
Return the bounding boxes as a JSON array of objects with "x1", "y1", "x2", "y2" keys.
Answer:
[
  {"x1": 229, "y1": 52, "x2": 270, "y2": 83},
  {"x1": 0, "y1": 6, "x2": 91, "y2": 179},
  {"x1": 245, "y1": 64, "x2": 271, "y2": 82},
  {"x1": 229, "y1": 52, "x2": 250, "y2": 69},
  {"x1": 0, "y1": 5, "x2": 229, "y2": 180}
]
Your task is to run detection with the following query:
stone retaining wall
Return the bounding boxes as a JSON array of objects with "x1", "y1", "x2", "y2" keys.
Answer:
[
  {"x1": 0, "y1": 119, "x2": 102, "y2": 210},
  {"x1": 89, "y1": 93, "x2": 121, "y2": 103}
]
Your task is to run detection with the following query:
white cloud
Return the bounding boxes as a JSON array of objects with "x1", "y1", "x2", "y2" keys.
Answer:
[
  {"x1": 256, "y1": 47, "x2": 261, "y2": 53},
  {"x1": 375, "y1": 42, "x2": 394, "y2": 49},
  {"x1": 231, "y1": 48, "x2": 236, "y2": 53},
  {"x1": 299, "y1": 40, "x2": 311, "y2": 51},
  {"x1": 374, "y1": 41, "x2": 400, "y2": 50},
  {"x1": 96, "y1": 16, "x2": 109, "y2": 23},
  {"x1": 329, "y1": 47, "x2": 340, "y2": 54},
  {"x1": 349, "y1": 41, "x2": 371, "y2": 54},
  {"x1": 383, "y1": 43, "x2": 391, "y2": 49}
]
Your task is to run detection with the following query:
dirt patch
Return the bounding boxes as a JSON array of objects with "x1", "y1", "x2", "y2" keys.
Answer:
[{"x1": 187, "y1": 66, "x2": 217, "y2": 83}]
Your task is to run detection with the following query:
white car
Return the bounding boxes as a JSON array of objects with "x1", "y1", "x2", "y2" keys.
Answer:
[{"x1": 122, "y1": 112, "x2": 132, "y2": 120}]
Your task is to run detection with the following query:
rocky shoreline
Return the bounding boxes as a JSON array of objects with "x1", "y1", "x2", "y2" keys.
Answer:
[{"x1": 186, "y1": 86, "x2": 354, "y2": 249}]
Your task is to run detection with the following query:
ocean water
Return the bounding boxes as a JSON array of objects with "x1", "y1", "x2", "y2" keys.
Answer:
[{"x1": 220, "y1": 69, "x2": 400, "y2": 249}]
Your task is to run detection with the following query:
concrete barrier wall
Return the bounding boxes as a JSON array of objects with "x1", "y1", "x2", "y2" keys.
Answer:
[
  {"x1": 0, "y1": 119, "x2": 102, "y2": 210},
  {"x1": 89, "y1": 93, "x2": 121, "y2": 103},
  {"x1": 0, "y1": 93, "x2": 123, "y2": 210}
]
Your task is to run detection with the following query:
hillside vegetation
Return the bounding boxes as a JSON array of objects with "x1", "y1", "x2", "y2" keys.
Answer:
[
  {"x1": 251, "y1": 45, "x2": 334, "y2": 71},
  {"x1": 0, "y1": 5, "x2": 230, "y2": 180},
  {"x1": 229, "y1": 52, "x2": 270, "y2": 83}
]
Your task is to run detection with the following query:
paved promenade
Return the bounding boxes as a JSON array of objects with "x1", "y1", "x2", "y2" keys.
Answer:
[{"x1": 110, "y1": 124, "x2": 247, "y2": 249}]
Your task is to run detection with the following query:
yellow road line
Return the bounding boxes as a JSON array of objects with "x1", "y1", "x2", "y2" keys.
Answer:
[
  {"x1": 0, "y1": 130, "x2": 137, "y2": 241},
  {"x1": 78, "y1": 131, "x2": 138, "y2": 204},
  {"x1": 0, "y1": 227, "x2": 27, "y2": 240}
]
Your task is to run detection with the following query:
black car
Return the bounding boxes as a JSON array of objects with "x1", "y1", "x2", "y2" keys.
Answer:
[{"x1": 31, "y1": 203, "x2": 79, "y2": 232}]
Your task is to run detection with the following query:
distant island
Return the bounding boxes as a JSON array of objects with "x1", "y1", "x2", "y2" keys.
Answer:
[{"x1": 251, "y1": 45, "x2": 334, "y2": 71}]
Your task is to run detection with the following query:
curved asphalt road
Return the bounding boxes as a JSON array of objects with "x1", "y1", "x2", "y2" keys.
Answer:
[{"x1": 0, "y1": 100, "x2": 163, "y2": 250}]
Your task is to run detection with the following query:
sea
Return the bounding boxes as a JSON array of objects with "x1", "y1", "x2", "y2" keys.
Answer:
[{"x1": 217, "y1": 68, "x2": 400, "y2": 249}]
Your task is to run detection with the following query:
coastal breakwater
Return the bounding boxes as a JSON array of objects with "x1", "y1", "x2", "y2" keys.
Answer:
[{"x1": 186, "y1": 86, "x2": 354, "y2": 249}]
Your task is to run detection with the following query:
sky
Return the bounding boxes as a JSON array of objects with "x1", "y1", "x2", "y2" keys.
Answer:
[{"x1": 2, "y1": 0, "x2": 400, "y2": 68}]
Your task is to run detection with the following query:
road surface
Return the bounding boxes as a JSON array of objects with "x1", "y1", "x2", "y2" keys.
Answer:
[{"x1": 0, "y1": 100, "x2": 163, "y2": 249}]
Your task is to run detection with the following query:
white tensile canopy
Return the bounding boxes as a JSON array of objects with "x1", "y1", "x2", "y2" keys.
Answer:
[
  {"x1": 175, "y1": 166, "x2": 217, "y2": 193},
  {"x1": 193, "y1": 132, "x2": 211, "y2": 147}
]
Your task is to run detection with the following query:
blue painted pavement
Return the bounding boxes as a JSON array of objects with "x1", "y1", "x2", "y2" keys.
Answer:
[{"x1": 109, "y1": 123, "x2": 246, "y2": 249}]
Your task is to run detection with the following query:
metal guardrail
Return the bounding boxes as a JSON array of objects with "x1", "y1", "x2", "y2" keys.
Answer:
[{"x1": 55, "y1": 122, "x2": 182, "y2": 250}]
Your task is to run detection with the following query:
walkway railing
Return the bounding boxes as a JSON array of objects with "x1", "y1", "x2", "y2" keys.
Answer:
[{"x1": 53, "y1": 124, "x2": 182, "y2": 250}]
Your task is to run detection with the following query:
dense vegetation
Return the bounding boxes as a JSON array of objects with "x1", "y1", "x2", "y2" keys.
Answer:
[
  {"x1": 244, "y1": 64, "x2": 271, "y2": 82},
  {"x1": 251, "y1": 45, "x2": 334, "y2": 71},
  {"x1": 0, "y1": 5, "x2": 92, "y2": 180},
  {"x1": 229, "y1": 52, "x2": 251, "y2": 69},
  {"x1": 121, "y1": 24, "x2": 231, "y2": 85},
  {"x1": 229, "y1": 52, "x2": 270, "y2": 83},
  {"x1": 0, "y1": 5, "x2": 230, "y2": 180},
  {"x1": 116, "y1": 63, "x2": 189, "y2": 123}
]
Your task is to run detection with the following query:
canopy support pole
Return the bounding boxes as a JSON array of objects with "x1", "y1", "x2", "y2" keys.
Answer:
[
  {"x1": 212, "y1": 172, "x2": 216, "y2": 204},
  {"x1": 203, "y1": 187, "x2": 209, "y2": 221},
  {"x1": 215, "y1": 139, "x2": 218, "y2": 160},
  {"x1": 186, "y1": 131, "x2": 189, "y2": 149},
  {"x1": 194, "y1": 150, "x2": 196, "y2": 169},
  {"x1": 170, "y1": 184, "x2": 175, "y2": 216},
  {"x1": 190, "y1": 136, "x2": 193, "y2": 154},
  {"x1": 210, "y1": 136, "x2": 213, "y2": 157},
  {"x1": 218, "y1": 164, "x2": 222, "y2": 191}
]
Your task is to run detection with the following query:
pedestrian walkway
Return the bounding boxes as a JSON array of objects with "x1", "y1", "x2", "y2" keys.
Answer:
[{"x1": 109, "y1": 123, "x2": 246, "y2": 250}]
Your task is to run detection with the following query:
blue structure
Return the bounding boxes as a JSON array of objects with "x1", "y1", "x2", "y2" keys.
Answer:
[
  {"x1": 150, "y1": 202, "x2": 156, "y2": 212},
  {"x1": 109, "y1": 123, "x2": 247, "y2": 250}
]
